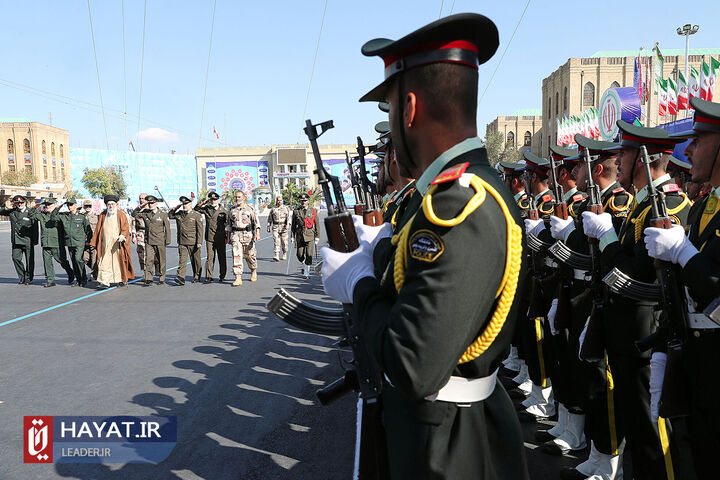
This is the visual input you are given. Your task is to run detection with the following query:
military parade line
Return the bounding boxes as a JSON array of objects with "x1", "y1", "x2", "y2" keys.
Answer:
[{"x1": 5, "y1": 11, "x2": 720, "y2": 480}]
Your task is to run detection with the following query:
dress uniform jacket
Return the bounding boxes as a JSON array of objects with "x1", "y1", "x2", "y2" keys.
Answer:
[
  {"x1": 28, "y1": 209, "x2": 64, "y2": 247},
  {"x1": 0, "y1": 207, "x2": 36, "y2": 247},
  {"x1": 353, "y1": 142, "x2": 529, "y2": 480},
  {"x1": 194, "y1": 204, "x2": 228, "y2": 244},
  {"x1": 382, "y1": 181, "x2": 416, "y2": 224},
  {"x1": 169, "y1": 209, "x2": 203, "y2": 245},
  {"x1": 133, "y1": 208, "x2": 171, "y2": 246},
  {"x1": 291, "y1": 207, "x2": 319, "y2": 243},
  {"x1": 53, "y1": 211, "x2": 92, "y2": 248}
]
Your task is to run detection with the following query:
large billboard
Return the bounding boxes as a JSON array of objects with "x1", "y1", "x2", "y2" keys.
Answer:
[{"x1": 207, "y1": 160, "x2": 269, "y2": 202}]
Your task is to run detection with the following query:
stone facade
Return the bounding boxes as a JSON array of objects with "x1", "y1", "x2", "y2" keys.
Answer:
[
  {"x1": 486, "y1": 109, "x2": 543, "y2": 156},
  {"x1": 0, "y1": 120, "x2": 70, "y2": 184}
]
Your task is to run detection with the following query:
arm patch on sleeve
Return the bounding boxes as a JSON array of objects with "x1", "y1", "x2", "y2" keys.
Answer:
[{"x1": 409, "y1": 229, "x2": 444, "y2": 262}]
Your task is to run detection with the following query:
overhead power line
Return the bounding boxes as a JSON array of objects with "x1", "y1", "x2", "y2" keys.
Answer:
[
  {"x1": 198, "y1": 0, "x2": 218, "y2": 148},
  {"x1": 297, "y1": 0, "x2": 329, "y2": 144},
  {"x1": 121, "y1": 0, "x2": 127, "y2": 140},
  {"x1": 477, "y1": 0, "x2": 531, "y2": 107},
  {"x1": 438, "y1": 0, "x2": 445, "y2": 18},
  {"x1": 86, "y1": 0, "x2": 109, "y2": 150},
  {"x1": 137, "y1": 0, "x2": 148, "y2": 149}
]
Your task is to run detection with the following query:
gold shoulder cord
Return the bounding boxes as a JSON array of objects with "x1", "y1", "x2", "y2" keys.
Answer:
[
  {"x1": 633, "y1": 193, "x2": 691, "y2": 243},
  {"x1": 390, "y1": 175, "x2": 523, "y2": 364},
  {"x1": 605, "y1": 191, "x2": 634, "y2": 212}
]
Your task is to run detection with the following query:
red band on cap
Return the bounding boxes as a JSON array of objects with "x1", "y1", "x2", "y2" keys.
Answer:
[
  {"x1": 383, "y1": 40, "x2": 479, "y2": 67},
  {"x1": 694, "y1": 114, "x2": 720, "y2": 126},
  {"x1": 621, "y1": 133, "x2": 677, "y2": 147}
]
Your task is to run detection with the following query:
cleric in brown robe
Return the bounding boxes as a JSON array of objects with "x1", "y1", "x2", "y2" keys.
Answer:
[{"x1": 90, "y1": 195, "x2": 134, "y2": 288}]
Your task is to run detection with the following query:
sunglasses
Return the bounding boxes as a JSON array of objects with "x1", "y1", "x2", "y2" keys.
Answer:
[{"x1": 84, "y1": 205, "x2": 92, "y2": 208}]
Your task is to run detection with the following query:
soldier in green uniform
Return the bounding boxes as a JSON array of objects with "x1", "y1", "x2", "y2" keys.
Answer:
[
  {"x1": 499, "y1": 161, "x2": 530, "y2": 219},
  {"x1": 320, "y1": 14, "x2": 529, "y2": 479},
  {"x1": 291, "y1": 193, "x2": 319, "y2": 279},
  {"x1": 0, "y1": 195, "x2": 37, "y2": 284},
  {"x1": 195, "y1": 191, "x2": 228, "y2": 283},
  {"x1": 26, "y1": 198, "x2": 74, "y2": 287},
  {"x1": 132, "y1": 194, "x2": 171, "y2": 286},
  {"x1": 581, "y1": 120, "x2": 692, "y2": 480},
  {"x1": 548, "y1": 135, "x2": 631, "y2": 479},
  {"x1": 53, "y1": 198, "x2": 93, "y2": 287},
  {"x1": 644, "y1": 97, "x2": 720, "y2": 478},
  {"x1": 169, "y1": 195, "x2": 204, "y2": 285}
]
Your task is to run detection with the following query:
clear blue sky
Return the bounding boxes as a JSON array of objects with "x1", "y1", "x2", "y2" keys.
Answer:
[{"x1": 0, "y1": 0, "x2": 717, "y2": 154}]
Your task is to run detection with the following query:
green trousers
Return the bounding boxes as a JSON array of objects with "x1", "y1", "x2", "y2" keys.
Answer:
[
  {"x1": 12, "y1": 244, "x2": 34, "y2": 282},
  {"x1": 144, "y1": 244, "x2": 167, "y2": 282},
  {"x1": 177, "y1": 244, "x2": 201, "y2": 279},
  {"x1": 67, "y1": 246, "x2": 87, "y2": 284},
  {"x1": 42, "y1": 247, "x2": 73, "y2": 283}
]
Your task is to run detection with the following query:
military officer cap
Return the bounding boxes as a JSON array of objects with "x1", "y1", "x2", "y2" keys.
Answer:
[
  {"x1": 207, "y1": 191, "x2": 220, "y2": 200},
  {"x1": 378, "y1": 102, "x2": 390, "y2": 113},
  {"x1": 65, "y1": 197, "x2": 77, "y2": 205},
  {"x1": 11, "y1": 195, "x2": 25, "y2": 203},
  {"x1": 143, "y1": 195, "x2": 157, "y2": 203},
  {"x1": 523, "y1": 151, "x2": 551, "y2": 177},
  {"x1": 83, "y1": 199, "x2": 92, "y2": 206},
  {"x1": 375, "y1": 120, "x2": 391, "y2": 141},
  {"x1": 359, "y1": 13, "x2": 499, "y2": 102},
  {"x1": 104, "y1": 194, "x2": 120, "y2": 203},
  {"x1": 549, "y1": 143, "x2": 582, "y2": 168},
  {"x1": 179, "y1": 195, "x2": 192, "y2": 204},
  {"x1": 498, "y1": 160, "x2": 525, "y2": 178},
  {"x1": 670, "y1": 97, "x2": 720, "y2": 138},
  {"x1": 668, "y1": 156, "x2": 692, "y2": 175},
  {"x1": 566, "y1": 134, "x2": 620, "y2": 163},
  {"x1": 603, "y1": 120, "x2": 683, "y2": 154}
]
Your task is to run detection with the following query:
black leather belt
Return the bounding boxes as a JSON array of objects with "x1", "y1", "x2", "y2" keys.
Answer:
[{"x1": 232, "y1": 226, "x2": 252, "y2": 232}]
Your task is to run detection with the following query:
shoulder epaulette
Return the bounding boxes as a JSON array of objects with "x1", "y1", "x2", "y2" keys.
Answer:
[
  {"x1": 431, "y1": 162, "x2": 469, "y2": 185},
  {"x1": 662, "y1": 183, "x2": 681, "y2": 194},
  {"x1": 541, "y1": 194, "x2": 553, "y2": 203},
  {"x1": 572, "y1": 194, "x2": 584, "y2": 203},
  {"x1": 612, "y1": 187, "x2": 625, "y2": 194}
]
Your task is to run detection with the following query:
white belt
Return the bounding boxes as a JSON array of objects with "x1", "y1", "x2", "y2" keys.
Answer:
[
  {"x1": 573, "y1": 269, "x2": 589, "y2": 281},
  {"x1": 424, "y1": 369, "x2": 498, "y2": 404},
  {"x1": 688, "y1": 313, "x2": 720, "y2": 330},
  {"x1": 545, "y1": 258, "x2": 558, "y2": 269}
]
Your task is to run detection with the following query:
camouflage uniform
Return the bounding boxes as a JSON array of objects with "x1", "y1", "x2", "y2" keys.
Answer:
[
  {"x1": 133, "y1": 212, "x2": 147, "y2": 271},
  {"x1": 226, "y1": 204, "x2": 259, "y2": 277},
  {"x1": 267, "y1": 204, "x2": 291, "y2": 259},
  {"x1": 82, "y1": 210, "x2": 99, "y2": 271}
]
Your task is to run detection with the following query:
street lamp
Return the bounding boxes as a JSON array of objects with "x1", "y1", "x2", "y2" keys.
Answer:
[{"x1": 677, "y1": 23, "x2": 699, "y2": 118}]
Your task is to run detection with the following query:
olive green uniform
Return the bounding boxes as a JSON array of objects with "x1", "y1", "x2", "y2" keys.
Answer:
[
  {"x1": 353, "y1": 144, "x2": 529, "y2": 480},
  {"x1": 169, "y1": 208, "x2": 204, "y2": 280},
  {"x1": 26, "y1": 207, "x2": 74, "y2": 284},
  {"x1": 0, "y1": 206, "x2": 38, "y2": 283},
  {"x1": 132, "y1": 207, "x2": 171, "y2": 282},
  {"x1": 291, "y1": 207, "x2": 319, "y2": 266},
  {"x1": 194, "y1": 203, "x2": 229, "y2": 280},
  {"x1": 53, "y1": 210, "x2": 92, "y2": 285}
]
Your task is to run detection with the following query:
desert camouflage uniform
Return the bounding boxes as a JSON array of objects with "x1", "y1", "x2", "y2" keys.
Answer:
[
  {"x1": 268, "y1": 205, "x2": 291, "y2": 258},
  {"x1": 226, "y1": 204, "x2": 259, "y2": 277}
]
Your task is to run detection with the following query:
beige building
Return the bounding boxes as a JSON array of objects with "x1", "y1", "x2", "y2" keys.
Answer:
[
  {"x1": 196, "y1": 144, "x2": 378, "y2": 204},
  {"x1": 541, "y1": 48, "x2": 720, "y2": 155},
  {"x1": 0, "y1": 119, "x2": 70, "y2": 184},
  {"x1": 486, "y1": 109, "x2": 543, "y2": 156}
]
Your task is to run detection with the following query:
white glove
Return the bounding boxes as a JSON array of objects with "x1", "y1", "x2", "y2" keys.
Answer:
[
  {"x1": 650, "y1": 352, "x2": 667, "y2": 422},
  {"x1": 117, "y1": 234, "x2": 127, "y2": 243},
  {"x1": 524, "y1": 218, "x2": 545, "y2": 237},
  {"x1": 550, "y1": 216, "x2": 574, "y2": 241},
  {"x1": 547, "y1": 298, "x2": 559, "y2": 335},
  {"x1": 352, "y1": 216, "x2": 393, "y2": 251},
  {"x1": 320, "y1": 242, "x2": 374, "y2": 304},
  {"x1": 315, "y1": 238, "x2": 320, "y2": 245},
  {"x1": 644, "y1": 225, "x2": 698, "y2": 267},
  {"x1": 581, "y1": 211, "x2": 614, "y2": 240}
]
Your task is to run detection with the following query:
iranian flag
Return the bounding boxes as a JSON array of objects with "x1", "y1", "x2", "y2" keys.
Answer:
[
  {"x1": 678, "y1": 71, "x2": 689, "y2": 110},
  {"x1": 658, "y1": 78, "x2": 668, "y2": 116},
  {"x1": 704, "y1": 57, "x2": 720, "y2": 101},
  {"x1": 592, "y1": 108, "x2": 601, "y2": 138},
  {"x1": 667, "y1": 77, "x2": 678, "y2": 115},
  {"x1": 689, "y1": 66, "x2": 701, "y2": 105},
  {"x1": 700, "y1": 60, "x2": 711, "y2": 100}
]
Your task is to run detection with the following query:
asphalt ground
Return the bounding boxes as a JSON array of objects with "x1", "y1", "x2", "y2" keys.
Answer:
[{"x1": 0, "y1": 217, "x2": 598, "y2": 479}]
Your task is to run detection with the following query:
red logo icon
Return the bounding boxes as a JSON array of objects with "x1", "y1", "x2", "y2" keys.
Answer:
[{"x1": 24, "y1": 416, "x2": 53, "y2": 463}]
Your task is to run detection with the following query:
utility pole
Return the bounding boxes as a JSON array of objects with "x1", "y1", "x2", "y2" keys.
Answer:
[{"x1": 677, "y1": 23, "x2": 699, "y2": 119}]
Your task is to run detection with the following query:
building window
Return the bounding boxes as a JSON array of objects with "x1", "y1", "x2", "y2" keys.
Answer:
[
  {"x1": 288, "y1": 165, "x2": 297, "y2": 173},
  {"x1": 53, "y1": 166, "x2": 57, "y2": 181},
  {"x1": 547, "y1": 97, "x2": 551, "y2": 116},
  {"x1": 506, "y1": 131, "x2": 515, "y2": 148},
  {"x1": 524, "y1": 131, "x2": 532, "y2": 147},
  {"x1": 555, "y1": 92, "x2": 559, "y2": 115},
  {"x1": 44, "y1": 165, "x2": 48, "y2": 179},
  {"x1": 7, "y1": 139, "x2": 14, "y2": 156},
  {"x1": 300, "y1": 164, "x2": 307, "y2": 173},
  {"x1": 8, "y1": 164, "x2": 15, "y2": 172},
  {"x1": 59, "y1": 144, "x2": 64, "y2": 158},
  {"x1": 23, "y1": 139, "x2": 31, "y2": 154},
  {"x1": 42, "y1": 140, "x2": 46, "y2": 155},
  {"x1": 60, "y1": 168, "x2": 65, "y2": 181},
  {"x1": 563, "y1": 87, "x2": 568, "y2": 111},
  {"x1": 610, "y1": 81, "x2": 620, "y2": 89},
  {"x1": 51, "y1": 142, "x2": 55, "y2": 158},
  {"x1": 583, "y1": 82, "x2": 595, "y2": 107}
]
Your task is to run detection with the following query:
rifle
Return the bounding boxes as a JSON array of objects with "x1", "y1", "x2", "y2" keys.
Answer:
[
  {"x1": 345, "y1": 150, "x2": 366, "y2": 215},
  {"x1": 153, "y1": 186, "x2": 171, "y2": 210},
  {"x1": 522, "y1": 174, "x2": 548, "y2": 319},
  {"x1": 548, "y1": 155, "x2": 573, "y2": 331},
  {"x1": 578, "y1": 148, "x2": 606, "y2": 362},
  {"x1": 356, "y1": 137, "x2": 383, "y2": 226},
  {"x1": 266, "y1": 119, "x2": 388, "y2": 480},
  {"x1": 549, "y1": 155, "x2": 568, "y2": 220},
  {"x1": 638, "y1": 145, "x2": 690, "y2": 418}
]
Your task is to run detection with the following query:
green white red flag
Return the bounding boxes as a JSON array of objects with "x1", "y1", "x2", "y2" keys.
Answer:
[
  {"x1": 658, "y1": 78, "x2": 668, "y2": 116},
  {"x1": 689, "y1": 66, "x2": 701, "y2": 107},
  {"x1": 667, "y1": 77, "x2": 678, "y2": 115},
  {"x1": 678, "y1": 71, "x2": 689, "y2": 110},
  {"x1": 701, "y1": 57, "x2": 720, "y2": 101}
]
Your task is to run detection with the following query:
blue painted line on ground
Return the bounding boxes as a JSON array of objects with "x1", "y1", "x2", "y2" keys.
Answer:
[{"x1": 1, "y1": 236, "x2": 272, "y2": 328}]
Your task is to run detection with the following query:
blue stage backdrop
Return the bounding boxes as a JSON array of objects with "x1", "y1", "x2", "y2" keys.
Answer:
[{"x1": 70, "y1": 149, "x2": 198, "y2": 206}]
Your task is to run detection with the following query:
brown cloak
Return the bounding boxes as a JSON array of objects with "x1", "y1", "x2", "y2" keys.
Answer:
[{"x1": 90, "y1": 210, "x2": 135, "y2": 282}]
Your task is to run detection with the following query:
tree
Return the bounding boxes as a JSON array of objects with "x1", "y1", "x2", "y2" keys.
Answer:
[
  {"x1": 221, "y1": 188, "x2": 240, "y2": 205},
  {"x1": 65, "y1": 188, "x2": 82, "y2": 199},
  {"x1": 280, "y1": 184, "x2": 322, "y2": 209},
  {"x1": 197, "y1": 188, "x2": 210, "y2": 202},
  {"x1": 81, "y1": 166, "x2": 127, "y2": 198},
  {"x1": 483, "y1": 130, "x2": 524, "y2": 166},
  {"x1": 1, "y1": 169, "x2": 37, "y2": 186}
]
